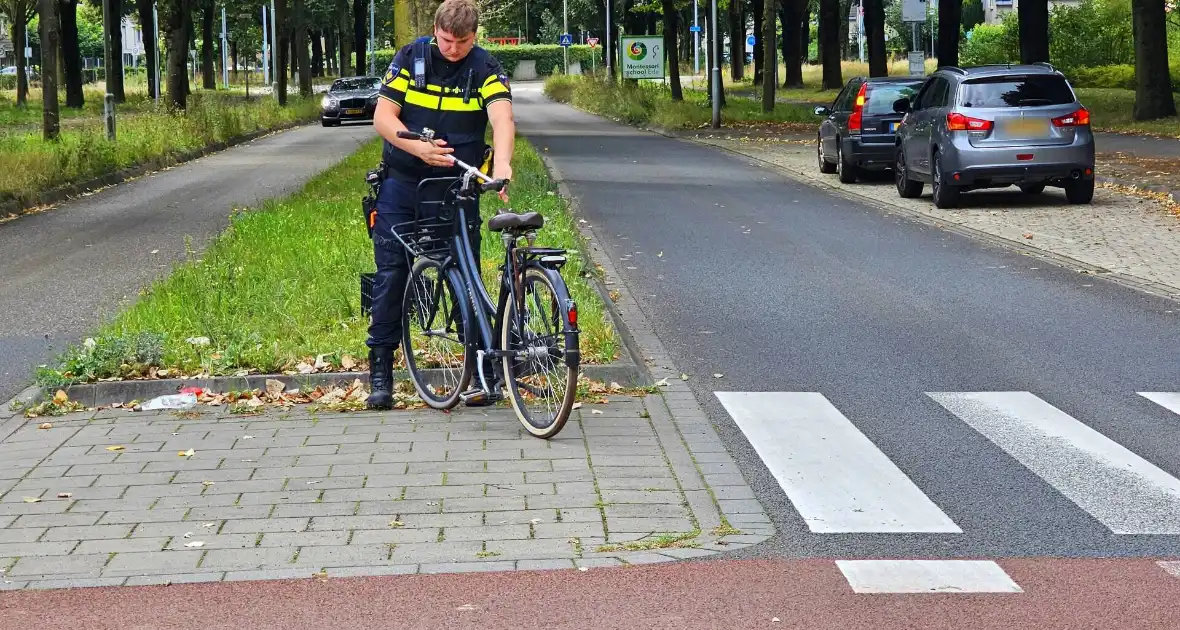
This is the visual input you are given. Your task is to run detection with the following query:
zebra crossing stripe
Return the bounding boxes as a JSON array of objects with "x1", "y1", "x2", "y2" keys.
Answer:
[
  {"x1": 1139, "y1": 392, "x2": 1180, "y2": 418},
  {"x1": 715, "y1": 391, "x2": 962, "y2": 533},
  {"x1": 929, "y1": 391, "x2": 1180, "y2": 535},
  {"x1": 836, "y1": 559, "x2": 1024, "y2": 594}
]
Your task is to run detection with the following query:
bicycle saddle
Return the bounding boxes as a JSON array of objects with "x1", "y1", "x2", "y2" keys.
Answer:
[{"x1": 488, "y1": 211, "x2": 544, "y2": 233}]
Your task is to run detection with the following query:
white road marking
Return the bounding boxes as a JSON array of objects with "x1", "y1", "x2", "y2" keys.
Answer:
[
  {"x1": 836, "y1": 559, "x2": 1023, "y2": 593},
  {"x1": 1157, "y1": 561, "x2": 1180, "y2": 579},
  {"x1": 715, "y1": 391, "x2": 962, "y2": 533},
  {"x1": 1139, "y1": 392, "x2": 1180, "y2": 418},
  {"x1": 929, "y1": 391, "x2": 1180, "y2": 534}
]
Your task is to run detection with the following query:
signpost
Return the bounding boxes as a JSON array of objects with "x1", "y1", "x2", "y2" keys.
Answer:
[
  {"x1": 902, "y1": 0, "x2": 927, "y2": 76},
  {"x1": 588, "y1": 37, "x2": 598, "y2": 74},
  {"x1": 620, "y1": 35, "x2": 663, "y2": 80},
  {"x1": 559, "y1": 32, "x2": 572, "y2": 74},
  {"x1": 691, "y1": 0, "x2": 700, "y2": 75}
]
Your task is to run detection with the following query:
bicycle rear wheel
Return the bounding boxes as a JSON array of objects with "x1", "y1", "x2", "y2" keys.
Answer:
[
  {"x1": 501, "y1": 265, "x2": 580, "y2": 438},
  {"x1": 402, "y1": 257, "x2": 474, "y2": 409}
]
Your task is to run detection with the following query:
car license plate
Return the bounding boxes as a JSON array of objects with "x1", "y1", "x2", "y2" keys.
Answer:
[
  {"x1": 345, "y1": 108, "x2": 363, "y2": 115},
  {"x1": 889, "y1": 122, "x2": 899, "y2": 132},
  {"x1": 1001, "y1": 117, "x2": 1049, "y2": 138}
]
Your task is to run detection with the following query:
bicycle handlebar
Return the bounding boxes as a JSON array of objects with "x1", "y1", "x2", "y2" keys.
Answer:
[{"x1": 396, "y1": 128, "x2": 508, "y2": 194}]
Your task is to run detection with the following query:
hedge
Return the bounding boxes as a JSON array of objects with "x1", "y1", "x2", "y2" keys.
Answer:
[
  {"x1": 1065, "y1": 64, "x2": 1180, "y2": 92},
  {"x1": 371, "y1": 44, "x2": 598, "y2": 78}
]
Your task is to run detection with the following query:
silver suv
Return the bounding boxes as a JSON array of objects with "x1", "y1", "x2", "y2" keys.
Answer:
[{"x1": 892, "y1": 63, "x2": 1095, "y2": 209}]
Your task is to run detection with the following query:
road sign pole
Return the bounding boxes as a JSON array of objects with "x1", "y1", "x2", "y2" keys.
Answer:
[
  {"x1": 563, "y1": 0, "x2": 568, "y2": 74},
  {"x1": 369, "y1": 0, "x2": 375, "y2": 76},
  {"x1": 693, "y1": 0, "x2": 699, "y2": 76},
  {"x1": 262, "y1": 5, "x2": 270, "y2": 86},
  {"x1": 221, "y1": 7, "x2": 228, "y2": 89},
  {"x1": 711, "y1": 0, "x2": 719, "y2": 128},
  {"x1": 605, "y1": 0, "x2": 611, "y2": 79},
  {"x1": 101, "y1": 0, "x2": 116, "y2": 139},
  {"x1": 152, "y1": 2, "x2": 160, "y2": 105}
]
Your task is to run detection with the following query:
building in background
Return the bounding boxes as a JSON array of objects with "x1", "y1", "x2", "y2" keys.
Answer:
[
  {"x1": 121, "y1": 16, "x2": 145, "y2": 66},
  {"x1": 0, "y1": 15, "x2": 12, "y2": 68},
  {"x1": 984, "y1": 0, "x2": 1080, "y2": 25}
]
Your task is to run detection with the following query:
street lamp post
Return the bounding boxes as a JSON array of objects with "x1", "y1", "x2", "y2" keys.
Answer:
[
  {"x1": 262, "y1": 5, "x2": 270, "y2": 85},
  {"x1": 369, "y1": 0, "x2": 375, "y2": 76},
  {"x1": 562, "y1": 0, "x2": 568, "y2": 74},
  {"x1": 153, "y1": 2, "x2": 159, "y2": 105},
  {"x1": 101, "y1": 0, "x2": 116, "y2": 139},
  {"x1": 711, "y1": 0, "x2": 719, "y2": 128}
]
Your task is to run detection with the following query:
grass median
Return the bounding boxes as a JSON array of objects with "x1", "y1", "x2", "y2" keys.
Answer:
[
  {"x1": 35, "y1": 134, "x2": 620, "y2": 388},
  {"x1": 0, "y1": 88, "x2": 321, "y2": 207}
]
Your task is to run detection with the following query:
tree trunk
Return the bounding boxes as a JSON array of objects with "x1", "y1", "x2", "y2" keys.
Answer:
[
  {"x1": 1132, "y1": 0, "x2": 1177, "y2": 120},
  {"x1": 231, "y1": 40, "x2": 237, "y2": 80},
  {"x1": 729, "y1": 0, "x2": 743, "y2": 81},
  {"x1": 107, "y1": 0, "x2": 125, "y2": 101},
  {"x1": 801, "y1": 9, "x2": 810, "y2": 63},
  {"x1": 295, "y1": 0, "x2": 310, "y2": 95},
  {"x1": 201, "y1": 3, "x2": 215, "y2": 88},
  {"x1": 352, "y1": 0, "x2": 365, "y2": 75},
  {"x1": 838, "y1": 0, "x2": 853, "y2": 59},
  {"x1": 337, "y1": 0, "x2": 352, "y2": 77},
  {"x1": 818, "y1": 0, "x2": 841, "y2": 89},
  {"x1": 325, "y1": 30, "x2": 336, "y2": 75},
  {"x1": 135, "y1": 0, "x2": 159, "y2": 99},
  {"x1": 12, "y1": 14, "x2": 29, "y2": 106},
  {"x1": 275, "y1": 0, "x2": 288, "y2": 104},
  {"x1": 311, "y1": 29, "x2": 323, "y2": 76},
  {"x1": 59, "y1": 0, "x2": 84, "y2": 107},
  {"x1": 1017, "y1": 0, "x2": 1049, "y2": 64},
  {"x1": 661, "y1": 0, "x2": 682, "y2": 100},
  {"x1": 752, "y1": 0, "x2": 764, "y2": 84},
  {"x1": 781, "y1": 0, "x2": 803, "y2": 87},
  {"x1": 864, "y1": 0, "x2": 886, "y2": 76},
  {"x1": 40, "y1": 0, "x2": 61, "y2": 139},
  {"x1": 761, "y1": 0, "x2": 776, "y2": 110},
  {"x1": 937, "y1": 0, "x2": 961, "y2": 67},
  {"x1": 164, "y1": 0, "x2": 189, "y2": 109}
]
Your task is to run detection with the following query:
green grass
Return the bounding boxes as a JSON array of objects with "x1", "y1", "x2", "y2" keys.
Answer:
[
  {"x1": 35, "y1": 134, "x2": 619, "y2": 388},
  {"x1": 1074, "y1": 88, "x2": 1180, "y2": 137},
  {"x1": 0, "y1": 88, "x2": 321, "y2": 206},
  {"x1": 544, "y1": 74, "x2": 817, "y2": 129}
]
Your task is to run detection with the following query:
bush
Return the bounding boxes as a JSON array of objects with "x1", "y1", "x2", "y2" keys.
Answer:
[
  {"x1": 1066, "y1": 64, "x2": 1180, "y2": 91},
  {"x1": 961, "y1": 20, "x2": 1019, "y2": 66},
  {"x1": 371, "y1": 44, "x2": 597, "y2": 78},
  {"x1": 962, "y1": 0, "x2": 1135, "y2": 71},
  {"x1": 0, "y1": 75, "x2": 15, "y2": 90}
]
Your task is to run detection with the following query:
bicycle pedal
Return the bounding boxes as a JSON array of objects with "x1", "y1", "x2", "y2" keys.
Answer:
[{"x1": 460, "y1": 389, "x2": 499, "y2": 407}]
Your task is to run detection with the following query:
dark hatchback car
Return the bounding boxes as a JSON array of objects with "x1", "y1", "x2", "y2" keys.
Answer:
[
  {"x1": 321, "y1": 76, "x2": 381, "y2": 127},
  {"x1": 815, "y1": 76, "x2": 925, "y2": 183}
]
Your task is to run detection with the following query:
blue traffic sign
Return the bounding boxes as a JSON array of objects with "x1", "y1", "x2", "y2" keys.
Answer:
[
  {"x1": 690, "y1": 25, "x2": 701, "y2": 32},
  {"x1": 746, "y1": 35, "x2": 756, "y2": 46},
  {"x1": 559, "y1": 33, "x2": 573, "y2": 47}
]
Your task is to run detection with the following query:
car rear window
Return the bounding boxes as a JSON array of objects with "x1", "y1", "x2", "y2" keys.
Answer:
[
  {"x1": 865, "y1": 82, "x2": 923, "y2": 115},
  {"x1": 959, "y1": 75, "x2": 1075, "y2": 108}
]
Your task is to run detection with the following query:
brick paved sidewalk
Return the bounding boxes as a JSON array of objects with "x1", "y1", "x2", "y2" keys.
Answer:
[{"x1": 0, "y1": 391, "x2": 771, "y2": 590}]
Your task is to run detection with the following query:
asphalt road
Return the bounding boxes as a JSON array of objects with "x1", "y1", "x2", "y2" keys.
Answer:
[
  {"x1": 0, "y1": 121, "x2": 376, "y2": 402},
  {"x1": 512, "y1": 83, "x2": 1180, "y2": 560}
]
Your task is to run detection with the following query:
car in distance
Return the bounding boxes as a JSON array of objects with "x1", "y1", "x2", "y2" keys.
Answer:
[
  {"x1": 321, "y1": 76, "x2": 381, "y2": 127},
  {"x1": 892, "y1": 63, "x2": 1095, "y2": 209},
  {"x1": 815, "y1": 76, "x2": 925, "y2": 183}
]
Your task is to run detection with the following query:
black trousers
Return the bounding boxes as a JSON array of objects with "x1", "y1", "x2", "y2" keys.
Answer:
[{"x1": 366, "y1": 176, "x2": 482, "y2": 349}]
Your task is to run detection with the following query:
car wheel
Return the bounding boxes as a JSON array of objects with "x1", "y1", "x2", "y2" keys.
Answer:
[
  {"x1": 837, "y1": 142, "x2": 858, "y2": 184},
  {"x1": 931, "y1": 151, "x2": 960, "y2": 209},
  {"x1": 895, "y1": 148, "x2": 923, "y2": 199},
  {"x1": 1019, "y1": 184, "x2": 1046, "y2": 195},
  {"x1": 1064, "y1": 177, "x2": 1095, "y2": 204},
  {"x1": 818, "y1": 137, "x2": 837, "y2": 174}
]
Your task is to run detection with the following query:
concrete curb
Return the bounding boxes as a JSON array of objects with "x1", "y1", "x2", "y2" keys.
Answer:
[
  {"x1": 528, "y1": 124, "x2": 776, "y2": 553},
  {"x1": 0, "y1": 118, "x2": 316, "y2": 220},
  {"x1": 13, "y1": 363, "x2": 647, "y2": 410}
]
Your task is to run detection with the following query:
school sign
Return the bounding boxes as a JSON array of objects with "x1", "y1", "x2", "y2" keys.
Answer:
[{"x1": 620, "y1": 36, "x2": 664, "y2": 80}]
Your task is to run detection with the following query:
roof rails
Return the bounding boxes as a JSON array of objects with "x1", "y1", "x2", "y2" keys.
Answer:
[{"x1": 938, "y1": 66, "x2": 968, "y2": 75}]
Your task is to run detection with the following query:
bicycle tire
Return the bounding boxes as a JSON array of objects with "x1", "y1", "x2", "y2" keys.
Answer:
[
  {"x1": 401, "y1": 257, "x2": 474, "y2": 409},
  {"x1": 501, "y1": 264, "x2": 580, "y2": 439}
]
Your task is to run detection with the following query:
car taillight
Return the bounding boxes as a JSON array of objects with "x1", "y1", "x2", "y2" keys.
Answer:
[
  {"x1": 848, "y1": 83, "x2": 868, "y2": 134},
  {"x1": 946, "y1": 112, "x2": 993, "y2": 132},
  {"x1": 1052, "y1": 107, "x2": 1090, "y2": 127}
]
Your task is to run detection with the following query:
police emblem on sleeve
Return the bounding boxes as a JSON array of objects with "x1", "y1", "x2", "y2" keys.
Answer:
[
  {"x1": 498, "y1": 73, "x2": 510, "y2": 90},
  {"x1": 383, "y1": 63, "x2": 400, "y2": 84}
]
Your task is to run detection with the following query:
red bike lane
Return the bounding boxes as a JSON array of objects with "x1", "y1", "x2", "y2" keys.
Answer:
[{"x1": 4, "y1": 558, "x2": 1180, "y2": 629}]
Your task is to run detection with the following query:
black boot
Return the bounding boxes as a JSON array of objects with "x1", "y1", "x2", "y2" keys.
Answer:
[{"x1": 365, "y1": 346, "x2": 394, "y2": 410}]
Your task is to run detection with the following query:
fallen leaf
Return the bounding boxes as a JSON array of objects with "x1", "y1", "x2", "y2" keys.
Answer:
[
  {"x1": 38, "y1": 423, "x2": 53, "y2": 430},
  {"x1": 22, "y1": 497, "x2": 40, "y2": 503},
  {"x1": 578, "y1": 567, "x2": 589, "y2": 571},
  {"x1": 202, "y1": 481, "x2": 215, "y2": 486},
  {"x1": 1023, "y1": 232, "x2": 1034, "y2": 239},
  {"x1": 312, "y1": 570, "x2": 329, "y2": 580},
  {"x1": 56, "y1": 492, "x2": 72, "y2": 499},
  {"x1": 572, "y1": 402, "x2": 583, "y2": 409},
  {"x1": 53, "y1": 390, "x2": 68, "y2": 405},
  {"x1": 179, "y1": 448, "x2": 195, "y2": 457},
  {"x1": 680, "y1": 374, "x2": 689, "y2": 381},
  {"x1": 591, "y1": 409, "x2": 604, "y2": 415},
  {"x1": 657, "y1": 251, "x2": 664, "y2": 257},
  {"x1": 202, "y1": 523, "x2": 216, "y2": 528},
  {"x1": 341, "y1": 355, "x2": 357, "y2": 370},
  {"x1": 150, "y1": 249, "x2": 160, "y2": 254},
  {"x1": 105, "y1": 445, "x2": 125, "y2": 451},
  {"x1": 265, "y1": 379, "x2": 285, "y2": 397},
  {"x1": 183, "y1": 532, "x2": 193, "y2": 538},
  {"x1": 656, "y1": 378, "x2": 669, "y2": 387},
  {"x1": 184, "y1": 541, "x2": 204, "y2": 548},
  {"x1": 296, "y1": 362, "x2": 315, "y2": 374},
  {"x1": 307, "y1": 480, "x2": 321, "y2": 485},
  {"x1": 713, "y1": 373, "x2": 724, "y2": 378},
  {"x1": 242, "y1": 435, "x2": 254, "y2": 440},
  {"x1": 245, "y1": 397, "x2": 264, "y2": 408},
  {"x1": 313, "y1": 354, "x2": 330, "y2": 370},
  {"x1": 389, "y1": 520, "x2": 405, "y2": 528},
  {"x1": 773, "y1": 618, "x2": 781, "y2": 623}
]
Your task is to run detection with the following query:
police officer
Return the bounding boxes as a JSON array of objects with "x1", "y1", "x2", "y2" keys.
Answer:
[{"x1": 365, "y1": 0, "x2": 515, "y2": 410}]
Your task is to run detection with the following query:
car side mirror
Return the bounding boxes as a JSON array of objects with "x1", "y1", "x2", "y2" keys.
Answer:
[
  {"x1": 893, "y1": 98, "x2": 912, "y2": 114},
  {"x1": 814, "y1": 106, "x2": 831, "y2": 117}
]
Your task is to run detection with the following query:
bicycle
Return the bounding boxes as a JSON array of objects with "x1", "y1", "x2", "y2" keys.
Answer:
[{"x1": 388, "y1": 127, "x2": 581, "y2": 439}]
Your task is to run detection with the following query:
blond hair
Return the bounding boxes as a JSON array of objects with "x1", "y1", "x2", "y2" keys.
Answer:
[{"x1": 434, "y1": 0, "x2": 480, "y2": 37}]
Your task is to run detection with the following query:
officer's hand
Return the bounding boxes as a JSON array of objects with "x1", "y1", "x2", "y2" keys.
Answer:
[
  {"x1": 495, "y1": 164, "x2": 512, "y2": 202},
  {"x1": 416, "y1": 139, "x2": 454, "y2": 168}
]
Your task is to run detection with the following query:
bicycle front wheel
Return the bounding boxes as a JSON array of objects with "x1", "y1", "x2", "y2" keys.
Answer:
[
  {"x1": 501, "y1": 265, "x2": 580, "y2": 438},
  {"x1": 402, "y1": 257, "x2": 474, "y2": 409}
]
